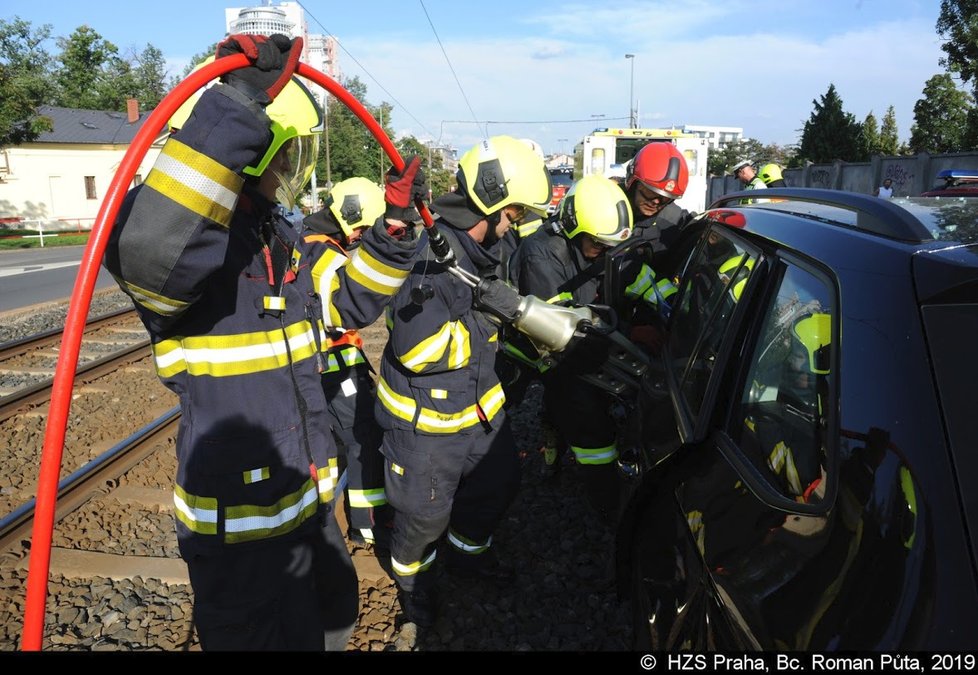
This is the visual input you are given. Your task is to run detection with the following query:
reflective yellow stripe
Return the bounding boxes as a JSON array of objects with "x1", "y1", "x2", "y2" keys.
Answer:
[
  {"x1": 392, "y1": 549, "x2": 437, "y2": 577},
  {"x1": 310, "y1": 248, "x2": 348, "y2": 327},
  {"x1": 571, "y1": 443, "x2": 618, "y2": 465},
  {"x1": 768, "y1": 441, "x2": 802, "y2": 495},
  {"x1": 546, "y1": 292, "x2": 574, "y2": 304},
  {"x1": 116, "y1": 277, "x2": 191, "y2": 317},
  {"x1": 415, "y1": 384, "x2": 505, "y2": 434},
  {"x1": 378, "y1": 379, "x2": 506, "y2": 433},
  {"x1": 400, "y1": 323, "x2": 452, "y2": 372},
  {"x1": 323, "y1": 345, "x2": 366, "y2": 373},
  {"x1": 347, "y1": 247, "x2": 409, "y2": 296},
  {"x1": 377, "y1": 377, "x2": 418, "y2": 424},
  {"x1": 242, "y1": 467, "x2": 270, "y2": 484},
  {"x1": 399, "y1": 320, "x2": 471, "y2": 372},
  {"x1": 153, "y1": 320, "x2": 319, "y2": 378},
  {"x1": 146, "y1": 139, "x2": 241, "y2": 227},
  {"x1": 448, "y1": 321, "x2": 471, "y2": 368},
  {"x1": 224, "y1": 479, "x2": 320, "y2": 544},
  {"x1": 348, "y1": 488, "x2": 387, "y2": 508},
  {"x1": 173, "y1": 484, "x2": 218, "y2": 535},
  {"x1": 316, "y1": 459, "x2": 339, "y2": 504}
]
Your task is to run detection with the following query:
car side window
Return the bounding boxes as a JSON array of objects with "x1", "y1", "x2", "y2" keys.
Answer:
[
  {"x1": 732, "y1": 264, "x2": 835, "y2": 504},
  {"x1": 669, "y1": 228, "x2": 757, "y2": 421}
]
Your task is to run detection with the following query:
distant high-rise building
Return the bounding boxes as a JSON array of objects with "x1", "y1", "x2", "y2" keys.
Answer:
[{"x1": 225, "y1": 1, "x2": 339, "y2": 107}]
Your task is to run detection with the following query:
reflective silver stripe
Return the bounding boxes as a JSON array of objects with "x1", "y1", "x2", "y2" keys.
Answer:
[
  {"x1": 224, "y1": 483, "x2": 319, "y2": 535},
  {"x1": 447, "y1": 530, "x2": 492, "y2": 554}
]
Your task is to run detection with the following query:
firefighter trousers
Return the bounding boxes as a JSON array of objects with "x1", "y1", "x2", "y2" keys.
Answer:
[
  {"x1": 542, "y1": 367, "x2": 623, "y2": 523},
  {"x1": 187, "y1": 509, "x2": 358, "y2": 651},
  {"x1": 381, "y1": 418, "x2": 520, "y2": 593},
  {"x1": 323, "y1": 364, "x2": 390, "y2": 539}
]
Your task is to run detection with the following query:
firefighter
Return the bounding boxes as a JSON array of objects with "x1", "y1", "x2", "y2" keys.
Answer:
[
  {"x1": 302, "y1": 177, "x2": 391, "y2": 549},
  {"x1": 759, "y1": 162, "x2": 787, "y2": 188},
  {"x1": 376, "y1": 135, "x2": 552, "y2": 629},
  {"x1": 624, "y1": 142, "x2": 695, "y2": 280},
  {"x1": 103, "y1": 34, "x2": 425, "y2": 651},
  {"x1": 509, "y1": 175, "x2": 657, "y2": 522}
]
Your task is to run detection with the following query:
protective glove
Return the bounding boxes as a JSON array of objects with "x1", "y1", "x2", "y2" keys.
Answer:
[
  {"x1": 385, "y1": 155, "x2": 428, "y2": 221},
  {"x1": 216, "y1": 33, "x2": 302, "y2": 105},
  {"x1": 472, "y1": 278, "x2": 523, "y2": 323},
  {"x1": 629, "y1": 324, "x2": 664, "y2": 354}
]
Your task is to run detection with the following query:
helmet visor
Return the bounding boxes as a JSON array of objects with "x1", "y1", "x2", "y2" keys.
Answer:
[{"x1": 271, "y1": 134, "x2": 319, "y2": 210}]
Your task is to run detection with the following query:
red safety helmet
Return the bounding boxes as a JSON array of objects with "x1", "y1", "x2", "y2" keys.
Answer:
[{"x1": 625, "y1": 142, "x2": 689, "y2": 201}]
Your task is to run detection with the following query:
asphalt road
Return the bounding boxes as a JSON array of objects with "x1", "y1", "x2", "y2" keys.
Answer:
[{"x1": 0, "y1": 246, "x2": 117, "y2": 314}]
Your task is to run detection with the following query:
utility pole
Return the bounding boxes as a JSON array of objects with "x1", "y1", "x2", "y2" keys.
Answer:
[
  {"x1": 625, "y1": 54, "x2": 636, "y2": 129},
  {"x1": 379, "y1": 107, "x2": 385, "y2": 184}
]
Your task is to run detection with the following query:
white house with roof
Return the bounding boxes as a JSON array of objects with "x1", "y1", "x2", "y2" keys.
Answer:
[{"x1": 0, "y1": 104, "x2": 163, "y2": 229}]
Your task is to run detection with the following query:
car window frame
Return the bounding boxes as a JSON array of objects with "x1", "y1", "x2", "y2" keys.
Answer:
[
  {"x1": 662, "y1": 225, "x2": 766, "y2": 444},
  {"x1": 713, "y1": 250, "x2": 840, "y2": 516}
]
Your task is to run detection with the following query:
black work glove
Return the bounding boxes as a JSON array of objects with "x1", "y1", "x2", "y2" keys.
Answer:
[
  {"x1": 216, "y1": 33, "x2": 302, "y2": 105},
  {"x1": 385, "y1": 155, "x2": 428, "y2": 221},
  {"x1": 472, "y1": 278, "x2": 523, "y2": 323}
]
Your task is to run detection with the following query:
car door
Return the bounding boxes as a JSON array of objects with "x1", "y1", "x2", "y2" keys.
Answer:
[{"x1": 666, "y1": 225, "x2": 857, "y2": 649}]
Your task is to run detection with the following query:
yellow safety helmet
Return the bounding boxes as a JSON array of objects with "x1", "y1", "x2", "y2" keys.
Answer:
[
  {"x1": 759, "y1": 163, "x2": 784, "y2": 185},
  {"x1": 325, "y1": 177, "x2": 385, "y2": 238},
  {"x1": 718, "y1": 254, "x2": 755, "y2": 301},
  {"x1": 456, "y1": 135, "x2": 552, "y2": 217},
  {"x1": 558, "y1": 175, "x2": 633, "y2": 246},
  {"x1": 168, "y1": 56, "x2": 323, "y2": 209},
  {"x1": 792, "y1": 312, "x2": 832, "y2": 375}
]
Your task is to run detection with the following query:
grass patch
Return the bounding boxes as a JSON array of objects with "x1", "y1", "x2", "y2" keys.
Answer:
[{"x1": 0, "y1": 232, "x2": 91, "y2": 249}]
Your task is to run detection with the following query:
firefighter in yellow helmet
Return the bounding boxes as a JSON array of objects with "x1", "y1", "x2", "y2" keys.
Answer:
[
  {"x1": 103, "y1": 34, "x2": 426, "y2": 650},
  {"x1": 759, "y1": 162, "x2": 787, "y2": 188},
  {"x1": 749, "y1": 312, "x2": 831, "y2": 501},
  {"x1": 506, "y1": 176, "x2": 665, "y2": 523},
  {"x1": 301, "y1": 177, "x2": 392, "y2": 550},
  {"x1": 377, "y1": 135, "x2": 551, "y2": 629}
]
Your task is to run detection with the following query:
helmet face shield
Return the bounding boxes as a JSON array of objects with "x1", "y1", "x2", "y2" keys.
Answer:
[{"x1": 268, "y1": 133, "x2": 320, "y2": 210}]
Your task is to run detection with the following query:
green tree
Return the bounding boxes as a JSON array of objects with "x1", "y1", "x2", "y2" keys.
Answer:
[
  {"x1": 54, "y1": 26, "x2": 123, "y2": 110},
  {"x1": 797, "y1": 83, "x2": 863, "y2": 163},
  {"x1": 937, "y1": 1, "x2": 978, "y2": 87},
  {"x1": 319, "y1": 76, "x2": 382, "y2": 187},
  {"x1": 909, "y1": 73, "x2": 973, "y2": 153},
  {"x1": 129, "y1": 44, "x2": 171, "y2": 110},
  {"x1": 861, "y1": 111, "x2": 881, "y2": 157},
  {"x1": 0, "y1": 17, "x2": 55, "y2": 148},
  {"x1": 395, "y1": 135, "x2": 454, "y2": 200},
  {"x1": 880, "y1": 106, "x2": 901, "y2": 155},
  {"x1": 182, "y1": 43, "x2": 219, "y2": 78}
]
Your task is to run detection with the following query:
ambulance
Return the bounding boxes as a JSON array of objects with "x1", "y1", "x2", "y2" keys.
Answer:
[{"x1": 581, "y1": 127, "x2": 709, "y2": 213}]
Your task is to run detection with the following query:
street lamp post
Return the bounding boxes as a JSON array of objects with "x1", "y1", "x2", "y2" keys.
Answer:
[
  {"x1": 557, "y1": 137, "x2": 568, "y2": 158},
  {"x1": 625, "y1": 54, "x2": 635, "y2": 129}
]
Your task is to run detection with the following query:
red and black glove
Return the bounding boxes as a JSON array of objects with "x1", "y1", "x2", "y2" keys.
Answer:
[
  {"x1": 216, "y1": 33, "x2": 302, "y2": 105},
  {"x1": 384, "y1": 155, "x2": 427, "y2": 221}
]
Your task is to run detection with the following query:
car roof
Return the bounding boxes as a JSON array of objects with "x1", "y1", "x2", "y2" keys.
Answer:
[{"x1": 708, "y1": 188, "x2": 978, "y2": 250}]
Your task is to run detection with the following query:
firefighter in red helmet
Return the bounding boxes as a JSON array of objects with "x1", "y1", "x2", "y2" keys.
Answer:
[{"x1": 624, "y1": 142, "x2": 695, "y2": 280}]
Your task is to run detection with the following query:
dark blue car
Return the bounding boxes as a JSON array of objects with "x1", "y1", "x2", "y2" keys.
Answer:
[{"x1": 614, "y1": 188, "x2": 978, "y2": 650}]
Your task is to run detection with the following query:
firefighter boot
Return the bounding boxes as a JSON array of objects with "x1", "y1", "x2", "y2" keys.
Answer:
[
  {"x1": 398, "y1": 588, "x2": 436, "y2": 629},
  {"x1": 584, "y1": 462, "x2": 623, "y2": 527}
]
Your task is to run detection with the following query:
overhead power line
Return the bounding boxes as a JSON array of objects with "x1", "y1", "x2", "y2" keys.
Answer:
[{"x1": 298, "y1": 0, "x2": 436, "y2": 139}]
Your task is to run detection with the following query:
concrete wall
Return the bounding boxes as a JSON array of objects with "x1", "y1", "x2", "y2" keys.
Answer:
[{"x1": 708, "y1": 151, "x2": 978, "y2": 205}]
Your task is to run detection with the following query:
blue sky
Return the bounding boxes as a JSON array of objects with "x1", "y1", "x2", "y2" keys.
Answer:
[{"x1": 7, "y1": 0, "x2": 949, "y2": 155}]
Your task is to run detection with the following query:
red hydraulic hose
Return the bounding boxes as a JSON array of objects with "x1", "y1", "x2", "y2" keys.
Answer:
[{"x1": 22, "y1": 55, "x2": 424, "y2": 650}]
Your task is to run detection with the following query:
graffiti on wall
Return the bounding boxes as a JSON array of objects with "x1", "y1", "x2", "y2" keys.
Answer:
[
  {"x1": 809, "y1": 168, "x2": 832, "y2": 188},
  {"x1": 883, "y1": 165, "x2": 914, "y2": 194}
]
